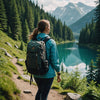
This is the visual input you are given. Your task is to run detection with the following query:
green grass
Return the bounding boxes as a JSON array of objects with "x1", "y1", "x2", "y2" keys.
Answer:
[{"x1": 0, "y1": 31, "x2": 27, "y2": 100}]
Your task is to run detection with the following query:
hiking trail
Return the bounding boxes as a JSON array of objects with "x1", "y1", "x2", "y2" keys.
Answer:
[{"x1": 11, "y1": 58, "x2": 64, "y2": 100}]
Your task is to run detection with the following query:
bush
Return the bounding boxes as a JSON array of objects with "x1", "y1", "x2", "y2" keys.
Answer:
[
  {"x1": 60, "y1": 69, "x2": 87, "y2": 94},
  {"x1": 83, "y1": 81, "x2": 100, "y2": 100}
]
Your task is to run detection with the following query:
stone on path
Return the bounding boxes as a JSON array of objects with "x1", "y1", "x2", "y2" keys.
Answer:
[
  {"x1": 66, "y1": 93, "x2": 82, "y2": 100},
  {"x1": 23, "y1": 90, "x2": 32, "y2": 94}
]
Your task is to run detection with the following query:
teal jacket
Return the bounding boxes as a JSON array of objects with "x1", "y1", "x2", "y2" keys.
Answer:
[{"x1": 34, "y1": 33, "x2": 60, "y2": 78}]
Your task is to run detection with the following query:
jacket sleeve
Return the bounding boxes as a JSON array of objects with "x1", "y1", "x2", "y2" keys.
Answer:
[{"x1": 50, "y1": 39, "x2": 60, "y2": 72}]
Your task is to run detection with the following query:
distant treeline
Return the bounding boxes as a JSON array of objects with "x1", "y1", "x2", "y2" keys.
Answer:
[
  {"x1": 79, "y1": 0, "x2": 100, "y2": 45},
  {"x1": 0, "y1": 0, "x2": 74, "y2": 43}
]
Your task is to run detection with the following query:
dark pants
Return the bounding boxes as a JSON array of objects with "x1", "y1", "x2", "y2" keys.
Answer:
[{"x1": 34, "y1": 77, "x2": 54, "y2": 100}]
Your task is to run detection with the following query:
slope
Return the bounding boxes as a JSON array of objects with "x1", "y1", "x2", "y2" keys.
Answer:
[{"x1": 69, "y1": 9, "x2": 95, "y2": 33}]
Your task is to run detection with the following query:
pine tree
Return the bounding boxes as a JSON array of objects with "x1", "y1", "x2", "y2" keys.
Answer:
[
  {"x1": 34, "y1": 11, "x2": 40, "y2": 28},
  {"x1": 22, "y1": 19, "x2": 30, "y2": 43},
  {"x1": 56, "y1": 19, "x2": 63, "y2": 40},
  {"x1": 85, "y1": 28, "x2": 90, "y2": 43},
  {"x1": 20, "y1": 41, "x2": 24, "y2": 50},
  {"x1": 86, "y1": 60, "x2": 95, "y2": 83},
  {"x1": 25, "y1": 1, "x2": 34, "y2": 32},
  {"x1": 67, "y1": 27, "x2": 74, "y2": 41},
  {"x1": 95, "y1": 0, "x2": 100, "y2": 44},
  {"x1": 95, "y1": 53, "x2": 100, "y2": 85},
  {"x1": 10, "y1": 0, "x2": 22, "y2": 40},
  {"x1": 0, "y1": 0, "x2": 7, "y2": 32},
  {"x1": 62, "y1": 22, "x2": 67, "y2": 41},
  {"x1": 90, "y1": 19, "x2": 96, "y2": 43},
  {"x1": 8, "y1": 26, "x2": 12, "y2": 37}
]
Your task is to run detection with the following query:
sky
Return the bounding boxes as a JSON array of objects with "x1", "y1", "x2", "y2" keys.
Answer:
[{"x1": 32, "y1": 0, "x2": 96, "y2": 12}]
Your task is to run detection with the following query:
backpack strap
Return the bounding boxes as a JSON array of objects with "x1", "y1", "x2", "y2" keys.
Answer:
[{"x1": 43, "y1": 36, "x2": 51, "y2": 43}]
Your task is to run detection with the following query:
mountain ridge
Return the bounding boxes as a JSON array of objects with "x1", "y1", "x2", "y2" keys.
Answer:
[
  {"x1": 69, "y1": 9, "x2": 95, "y2": 33},
  {"x1": 51, "y1": 2, "x2": 94, "y2": 25}
]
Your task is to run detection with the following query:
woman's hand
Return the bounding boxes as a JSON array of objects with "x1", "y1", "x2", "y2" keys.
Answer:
[{"x1": 57, "y1": 72, "x2": 61, "y2": 82}]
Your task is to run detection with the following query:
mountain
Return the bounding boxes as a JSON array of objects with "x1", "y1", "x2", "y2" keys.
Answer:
[
  {"x1": 69, "y1": 9, "x2": 95, "y2": 33},
  {"x1": 52, "y1": 2, "x2": 94, "y2": 25}
]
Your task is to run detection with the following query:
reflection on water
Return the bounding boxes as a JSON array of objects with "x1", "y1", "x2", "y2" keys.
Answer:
[
  {"x1": 57, "y1": 42, "x2": 98, "y2": 75},
  {"x1": 65, "y1": 47, "x2": 77, "y2": 50}
]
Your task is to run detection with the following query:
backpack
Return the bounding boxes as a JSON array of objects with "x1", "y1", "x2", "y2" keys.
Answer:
[{"x1": 25, "y1": 36, "x2": 50, "y2": 84}]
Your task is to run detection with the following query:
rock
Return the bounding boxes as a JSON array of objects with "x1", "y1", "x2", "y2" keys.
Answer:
[
  {"x1": 21, "y1": 75, "x2": 30, "y2": 80},
  {"x1": 0, "y1": 48, "x2": 12, "y2": 58},
  {"x1": 21, "y1": 75, "x2": 35, "y2": 82},
  {"x1": 18, "y1": 59, "x2": 24, "y2": 62},
  {"x1": 14, "y1": 44, "x2": 19, "y2": 48},
  {"x1": 66, "y1": 93, "x2": 82, "y2": 100},
  {"x1": 5, "y1": 42, "x2": 12, "y2": 48},
  {"x1": 23, "y1": 90, "x2": 33, "y2": 96},
  {"x1": 5, "y1": 52, "x2": 12, "y2": 58},
  {"x1": 0, "y1": 48, "x2": 7, "y2": 52},
  {"x1": 23, "y1": 90, "x2": 32, "y2": 94}
]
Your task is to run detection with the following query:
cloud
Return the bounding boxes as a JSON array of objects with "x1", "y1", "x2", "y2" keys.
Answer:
[{"x1": 33, "y1": 0, "x2": 96, "y2": 12}]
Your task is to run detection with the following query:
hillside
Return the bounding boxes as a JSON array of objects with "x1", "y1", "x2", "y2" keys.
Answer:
[
  {"x1": 0, "y1": 30, "x2": 64, "y2": 100},
  {"x1": 0, "y1": 30, "x2": 26, "y2": 100},
  {"x1": 52, "y1": 2, "x2": 94, "y2": 25},
  {"x1": 69, "y1": 9, "x2": 95, "y2": 33}
]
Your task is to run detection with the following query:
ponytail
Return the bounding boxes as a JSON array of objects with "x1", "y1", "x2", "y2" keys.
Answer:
[
  {"x1": 29, "y1": 19, "x2": 50, "y2": 40},
  {"x1": 29, "y1": 28, "x2": 38, "y2": 40}
]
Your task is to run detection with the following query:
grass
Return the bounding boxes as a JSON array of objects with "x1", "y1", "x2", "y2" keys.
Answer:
[
  {"x1": 0, "y1": 75, "x2": 20, "y2": 100},
  {"x1": 0, "y1": 30, "x2": 27, "y2": 100}
]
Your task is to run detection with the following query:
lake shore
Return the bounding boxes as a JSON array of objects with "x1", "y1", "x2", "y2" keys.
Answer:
[
  {"x1": 78, "y1": 43, "x2": 100, "y2": 52},
  {"x1": 56, "y1": 40, "x2": 75, "y2": 45}
]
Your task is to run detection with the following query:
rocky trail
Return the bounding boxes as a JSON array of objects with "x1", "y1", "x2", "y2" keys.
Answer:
[{"x1": 11, "y1": 58, "x2": 64, "y2": 100}]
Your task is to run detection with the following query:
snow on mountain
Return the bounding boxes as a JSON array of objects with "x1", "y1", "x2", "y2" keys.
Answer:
[{"x1": 51, "y1": 2, "x2": 94, "y2": 25}]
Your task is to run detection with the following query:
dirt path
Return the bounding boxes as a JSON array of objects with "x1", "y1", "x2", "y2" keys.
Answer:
[{"x1": 11, "y1": 58, "x2": 64, "y2": 100}]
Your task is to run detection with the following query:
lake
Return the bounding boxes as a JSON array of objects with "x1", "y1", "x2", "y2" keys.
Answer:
[{"x1": 57, "y1": 42, "x2": 98, "y2": 76}]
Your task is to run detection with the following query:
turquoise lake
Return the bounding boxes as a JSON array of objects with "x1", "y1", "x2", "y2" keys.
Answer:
[{"x1": 57, "y1": 42, "x2": 98, "y2": 76}]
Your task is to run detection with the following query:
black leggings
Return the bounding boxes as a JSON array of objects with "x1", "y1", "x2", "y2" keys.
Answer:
[{"x1": 34, "y1": 77, "x2": 54, "y2": 100}]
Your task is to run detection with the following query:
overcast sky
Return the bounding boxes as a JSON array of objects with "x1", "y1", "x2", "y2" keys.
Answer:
[{"x1": 32, "y1": 0, "x2": 96, "y2": 12}]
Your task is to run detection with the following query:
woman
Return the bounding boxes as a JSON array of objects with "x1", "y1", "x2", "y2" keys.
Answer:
[{"x1": 29, "y1": 19, "x2": 61, "y2": 100}]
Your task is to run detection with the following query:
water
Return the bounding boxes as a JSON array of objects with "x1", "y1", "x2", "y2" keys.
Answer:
[{"x1": 57, "y1": 42, "x2": 98, "y2": 76}]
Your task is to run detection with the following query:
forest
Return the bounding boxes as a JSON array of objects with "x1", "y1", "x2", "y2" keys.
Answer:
[
  {"x1": 0, "y1": 0, "x2": 74, "y2": 43},
  {"x1": 79, "y1": 0, "x2": 100, "y2": 45}
]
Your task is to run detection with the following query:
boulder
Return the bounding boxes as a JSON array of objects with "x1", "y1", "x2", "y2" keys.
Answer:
[
  {"x1": 5, "y1": 42, "x2": 12, "y2": 48},
  {"x1": 18, "y1": 59, "x2": 24, "y2": 62},
  {"x1": 14, "y1": 44, "x2": 19, "y2": 48},
  {"x1": 0, "y1": 48, "x2": 12, "y2": 58},
  {"x1": 0, "y1": 48, "x2": 7, "y2": 52},
  {"x1": 66, "y1": 93, "x2": 82, "y2": 100},
  {"x1": 5, "y1": 52, "x2": 12, "y2": 58}
]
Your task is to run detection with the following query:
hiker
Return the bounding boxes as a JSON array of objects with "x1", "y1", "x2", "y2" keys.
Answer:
[{"x1": 29, "y1": 19, "x2": 61, "y2": 100}]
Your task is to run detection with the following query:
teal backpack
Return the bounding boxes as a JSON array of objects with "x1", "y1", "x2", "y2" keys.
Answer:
[{"x1": 25, "y1": 37, "x2": 50, "y2": 84}]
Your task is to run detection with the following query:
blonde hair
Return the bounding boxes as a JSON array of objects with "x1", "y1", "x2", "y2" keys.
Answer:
[{"x1": 29, "y1": 19, "x2": 50, "y2": 40}]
